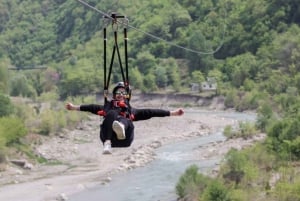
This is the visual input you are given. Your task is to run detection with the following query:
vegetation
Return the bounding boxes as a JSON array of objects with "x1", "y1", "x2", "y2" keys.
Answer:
[{"x1": 0, "y1": 0, "x2": 299, "y2": 200}]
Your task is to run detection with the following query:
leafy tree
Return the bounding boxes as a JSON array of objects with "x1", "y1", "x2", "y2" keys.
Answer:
[
  {"x1": 154, "y1": 66, "x2": 168, "y2": 88},
  {"x1": 143, "y1": 73, "x2": 157, "y2": 92},
  {"x1": 134, "y1": 51, "x2": 157, "y2": 74},
  {"x1": 176, "y1": 165, "x2": 211, "y2": 200},
  {"x1": 0, "y1": 93, "x2": 13, "y2": 117},
  {"x1": 267, "y1": 115, "x2": 300, "y2": 160},
  {"x1": 9, "y1": 74, "x2": 36, "y2": 98},
  {"x1": 191, "y1": 70, "x2": 205, "y2": 84},
  {"x1": 201, "y1": 180, "x2": 231, "y2": 201},
  {"x1": 0, "y1": 59, "x2": 9, "y2": 93},
  {"x1": 163, "y1": 58, "x2": 181, "y2": 91},
  {"x1": 186, "y1": 30, "x2": 208, "y2": 72},
  {"x1": 256, "y1": 100, "x2": 274, "y2": 131},
  {"x1": 223, "y1": 52, "x2": 258, "y2": 88},
  {"x1": 0, "y1": 116, "x2": 27, "y2": 146},
  {"x1": 129, "y1": 67, "x2": 144, "y2": 90}
]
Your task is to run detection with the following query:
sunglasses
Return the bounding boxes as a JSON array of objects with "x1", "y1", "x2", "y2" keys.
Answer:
[{"x1": 115, "y1": 91, "x2": 127, "y2": 95}]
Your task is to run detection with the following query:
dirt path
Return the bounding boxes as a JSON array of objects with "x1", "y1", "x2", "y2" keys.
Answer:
[{"x1": 0, "y1": 108, "x2": 263, "y2": 201}]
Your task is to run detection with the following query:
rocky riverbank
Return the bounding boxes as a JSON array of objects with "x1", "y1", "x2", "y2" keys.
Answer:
[{"x1": 0, "y1": 96, "x2": 264, "y2": 201}]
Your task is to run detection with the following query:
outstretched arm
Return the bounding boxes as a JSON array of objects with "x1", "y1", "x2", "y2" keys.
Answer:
[
  {"x1": 170, "y1": 108, "x2": 184, "y2": 116},
  {"x1": 65, "y1": 102, "x2": 104, "y2": 115},
  {"x1": 65, "y1": 102, "x2": 80, "y2": 111},
  {"x1": 133, "y1": 108, "x2": 184, "y2": 121}
]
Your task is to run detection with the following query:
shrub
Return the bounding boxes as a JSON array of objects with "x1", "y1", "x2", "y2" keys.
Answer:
[
  {"x1": 273, "y1": 180, "x2": 300, "y2": 201},
  {"x1": 0, "y1": 117, "x2": 27, "y2": 146},
  {"x1": 0, "y1": 93, "x2": 13, "y2": 117},
  {"x1": 223, "y1": 122, "x2": 257, "y2": 139},
  {"x1": 201, "y1": 180, "x2": 231, "y2": 201},
  {"x1": 176, "y1": 165, "x2": 212, "y2": 199}
]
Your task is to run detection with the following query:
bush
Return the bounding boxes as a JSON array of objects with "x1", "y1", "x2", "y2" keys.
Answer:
[
  {"x1": 176, "y1": 165, "x2": 212, "y2": 200},
  {"x1": 201, "y1": 180, "x2": 231, "y2": 201},
  {"x1": 0, "y1": 93, "x2": 13, "y2": 117},
  {"x1": 0, "y1": 117, "x2": 27, "y2": 146},
  {"x1": 267, "y1": 116, "x2": 300, "y2": 160},
  {"x1": 224, "y1": 90, "x2": 238, "y2": 108},
  {"x1": 223, "y1": 122, "x2": 257, "y2": 139},
  {"x1": 223, "y1": 125, "x2": 233, "y2": 138},
  {"x1": 273, "y1": 180, "x2": 300, "y2": 201}
]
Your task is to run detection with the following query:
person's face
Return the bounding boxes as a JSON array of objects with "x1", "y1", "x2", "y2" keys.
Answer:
[{"x1": 114, "y1": 87, "x2": 127, "y2": 100}]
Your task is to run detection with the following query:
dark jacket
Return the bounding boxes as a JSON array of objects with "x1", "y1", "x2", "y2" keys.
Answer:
[
  {"x1": 79, "y1": 101, "x2": 171, "y2": 121},
  {"x1": 79, "y1": 101, "x2": 171, "y2": 147}
]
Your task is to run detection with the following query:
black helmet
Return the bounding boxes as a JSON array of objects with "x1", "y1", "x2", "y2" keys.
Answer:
[{"x1": 112, "y1": 82, "x2": 131, "y2": 100}]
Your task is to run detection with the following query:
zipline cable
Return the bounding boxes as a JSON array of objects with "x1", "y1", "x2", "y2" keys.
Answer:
[{"x1": 76, "y1": 0, "x2": 227, "y2": 55}]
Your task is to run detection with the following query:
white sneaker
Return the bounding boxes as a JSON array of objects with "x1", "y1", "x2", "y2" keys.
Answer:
[
  {"x1": 103, "y1": 142, "x2": 112, "y2": 154},
  {"x1": 112, "y1": 121, "x2": 126, "y2": 140}
]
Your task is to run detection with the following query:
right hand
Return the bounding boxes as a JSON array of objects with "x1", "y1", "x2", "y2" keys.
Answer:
[{"x1": 65, "y1": 102, "x2": 75, "y2": 110}]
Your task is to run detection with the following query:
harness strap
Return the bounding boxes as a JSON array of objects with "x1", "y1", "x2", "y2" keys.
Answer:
[
  {"x1": 97, "y1": 100, "x2": 134, "y2": 120},
  {"x1": 103, "y1": 13, "x2": 130, "y2": 103}
]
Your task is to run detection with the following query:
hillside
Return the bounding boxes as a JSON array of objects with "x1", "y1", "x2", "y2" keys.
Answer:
[{"x1": 0, "y1": 0, "x2": 300, "y2": 200}]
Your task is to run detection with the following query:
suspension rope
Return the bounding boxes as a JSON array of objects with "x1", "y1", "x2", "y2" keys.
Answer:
[
  {"x1": 76, "y1": 0, "x2": 227, "y2": 55},
  {"x1": 102, "y1": 12, "x2": 130, "y2": 102}
]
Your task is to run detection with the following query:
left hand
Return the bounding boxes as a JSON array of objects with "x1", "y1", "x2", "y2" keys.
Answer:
[{"x1": 171, "y1": 108, "x2": 184, "y2": 116}]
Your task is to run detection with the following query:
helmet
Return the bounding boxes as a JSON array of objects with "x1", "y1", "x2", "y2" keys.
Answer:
[
  {"x1": 112, "y1": 82, "x2": 132, "y2": 100},
  {"x1": 112, "y1": 82, "x2": 126, "y2": 94}
]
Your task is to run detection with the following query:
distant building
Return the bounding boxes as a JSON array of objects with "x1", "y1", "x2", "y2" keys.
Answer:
[
  {"x1": 201, "y1": 77, "x2": 217, "y2": 92},
  {"x1": 190, "y1": 77, "x2": 217, "y2": 93},
  {"x1": 190, "y1": 83, "x2": 200, "y2": 93}
]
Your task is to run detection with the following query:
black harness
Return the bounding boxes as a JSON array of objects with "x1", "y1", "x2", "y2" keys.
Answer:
[
  {"x1": 97, "y1": 99, "x2": 134, "y2": 120},
  {"x1": 103, "y1": 12, "x2": 131, "y2": 103}
]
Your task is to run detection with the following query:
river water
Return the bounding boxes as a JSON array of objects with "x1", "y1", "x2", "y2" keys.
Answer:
[{"x1": 70, "y1": 111, "x2": 256, "y2": 201}]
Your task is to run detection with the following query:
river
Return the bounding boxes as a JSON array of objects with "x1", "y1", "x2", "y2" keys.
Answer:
[{"x1": 69, "y1": 111, "x2": 256, "y2": 201}]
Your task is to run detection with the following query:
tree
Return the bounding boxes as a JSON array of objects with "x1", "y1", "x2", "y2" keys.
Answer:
[
  {"x1": 143, "y1": 73, "x2": 157, "y2": 92},
  {"x1": 0, "y1": 58, "x2": 9, "y2": 93},
  {"x1": 0, "y1": 116, "x2": 27, "y2": 146},
  {"x1": 176, "y1": 165, "x2": 212, "y2": 200},
  {"x1": 191, "y1": 70, "x2": 205, "y2": 83},
  {"x1": 134, "y1": 51, "x2": 157, "y2": 74},
  {"x1": 129, "y1": 67, "x2": 144, "y2": 90},
  {"x1": 0, "y1": 93, "x2": 13, "y2": 117},
  {"x1": 202, "y1": 180, "x2": 230, "y2": 201},
  {"x1": 154, "y1": 66, "x2": 168, "y2": 88}
]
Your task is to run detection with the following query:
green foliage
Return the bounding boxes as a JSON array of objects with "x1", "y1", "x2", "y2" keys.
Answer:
[
  {"x1": 223, "y1": 121, "x2": 257, "y2": 139},
  {"x1": 273, "y1": 180, "x2": 300, "y2": 201},
  {"x1": 267, "y1": 115, "x2": 300, "y2": 160},
  {"x1": 9, "y1": 73, "x2": 37, "y2": 98},
  {"x1": 134, "y1": 51, "x2": 157, "y2": 74},
  {"x1": 129, "y1": 67, "x2": 144, "y2": 90},
  {"x1": 224, "y1": 89, "x2": 238, "y2": 108},
  {"x1": 224, "y1": 149, "x2": 247, "y2": 173},
  {"x1": 0, "y1": 58, "x2": 10, "y2": 94},
  {"x1": 143, "y1": 73, "x2": 157, "y2": 92},
  {"x1": 154, "y1": 66, "x2": 168, "y2": 88},
  {"x1": 221, "y1": 148, "x2": 260, "y2": 189},
  {"x1": 201, "y1": 180, "x2": 231, "y2": 201},
  {"x1": 176, "y1": 165, "x2": 211, "y2": 199},
  {"x1": 256, "y1": 101, "x2": 274, "y2": 132},
  {"x1": 235, "y1": 90, "x2": 261, "y2": 111},
  {"x1": 223, "y1": 125, "x2": 233, "y2": 139},
  {"x1": 0, "y1": 93, "x2": 13, "y2": 117},
  {"x1": 0, "y1": 117, "x2": 27, "y2": 146},
  {"x1": 223, "y1": 53, "x2": 258, "y2": 88},
  {"x1": 37, "y1": 101, "x2": 86, "y2": 136},
  {"x1": 191, "y1": 70, "x2": 205, "y2": 84},
  {"x1": 1, "y1": 1, "x2": 300, "y2": 199}
]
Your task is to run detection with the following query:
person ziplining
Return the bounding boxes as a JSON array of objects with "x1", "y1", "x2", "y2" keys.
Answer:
[
  {"x1": 66, "y1": 82, "x2": 183, "y2": 154},
  {"x1": 65, "y1": 12, "x2": 184, "y2": 154}
]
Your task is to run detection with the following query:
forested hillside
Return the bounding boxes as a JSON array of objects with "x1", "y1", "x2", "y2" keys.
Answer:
[{"x1": 0, "y1": 0, "x2": 300, "y2": 200}]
